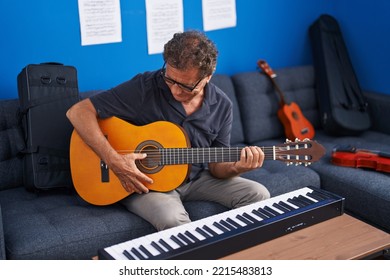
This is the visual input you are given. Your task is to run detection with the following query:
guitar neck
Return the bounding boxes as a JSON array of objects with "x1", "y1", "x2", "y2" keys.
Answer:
[
  {"x1": 268, "y1": 77, "x2": 287, "y2": 105},
  {"x1": 152, "y1": 147, "x2": 274, "y2": 165}
]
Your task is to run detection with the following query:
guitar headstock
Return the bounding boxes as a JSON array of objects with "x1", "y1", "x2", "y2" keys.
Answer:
[
  {"x1": 275, "y1": 138, "x2": 326, "y2": 166},
  {"x1": 257, "y1": 59, "x2": 277, "y2": 79}
]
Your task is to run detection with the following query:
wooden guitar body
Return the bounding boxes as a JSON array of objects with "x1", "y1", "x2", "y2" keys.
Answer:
[
  {"x1": 70, "y1": 117, "x2": 191, "y2": 205},
  {"x1": 278, "y1": 102, "x2": 315, "y2": 140}
]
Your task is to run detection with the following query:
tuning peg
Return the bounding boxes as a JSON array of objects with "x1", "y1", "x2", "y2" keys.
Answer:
[
  {"x1": 295, "y1": 138, "x2": 300, "y2": 142},
  {"x1": 285, "y1": 139, "x2": 291, "y2": 143}
]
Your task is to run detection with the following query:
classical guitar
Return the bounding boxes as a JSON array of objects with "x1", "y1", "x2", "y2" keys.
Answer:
[
  {"x1": 331, "y1": 145, "x2": 390, "y2": 173},
  {"x1": 70, "y1": 117, "x2": 325, "y2": 205},
  {"x1": 257, "y1": 59, "x2": 315, "y2": 140}
]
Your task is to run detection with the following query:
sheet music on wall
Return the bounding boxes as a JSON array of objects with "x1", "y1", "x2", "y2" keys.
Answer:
[
  {"x1": 202, "y1": 0, "x2": 237, "y2": 31},
  {"x1": 145, "y1": 0, "x2": 184, "y2": 55},
  {"x1": 78, "y1": 0, "x2": 122, "y2": 46}
]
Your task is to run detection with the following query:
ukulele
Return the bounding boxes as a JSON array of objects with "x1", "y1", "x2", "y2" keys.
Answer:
[
  {"x1": 331, "y1": 145, "x2": 390, "y2": 173},
  {"x1": 257, "y1": 59, "x2": 315, "y2": 141},
  {"x1": 70, "y1": 117, "x2": 326, "y2": 205}
]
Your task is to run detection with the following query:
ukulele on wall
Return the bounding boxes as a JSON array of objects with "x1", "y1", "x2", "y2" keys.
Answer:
[{"x1": 257, "y1": 59, "x2": 315, "y2": 140}]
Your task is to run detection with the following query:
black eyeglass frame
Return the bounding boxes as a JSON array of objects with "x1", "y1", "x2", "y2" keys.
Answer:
[{"x1": 160, "y1": 63, "x2": 204, "y2": 92}]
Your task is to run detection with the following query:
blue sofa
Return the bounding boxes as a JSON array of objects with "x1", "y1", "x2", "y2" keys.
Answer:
[{"x1": 0, "y1": 65, "x2": 389, "y2": 259}]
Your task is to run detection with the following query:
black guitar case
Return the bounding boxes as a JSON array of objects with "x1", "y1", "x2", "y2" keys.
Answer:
[
  {"x1": 309, "y1": 14, "x2": 371, "y2": 135},
  {"x1": 17, "y1": 63, "x2": 79, "y2": 191}
]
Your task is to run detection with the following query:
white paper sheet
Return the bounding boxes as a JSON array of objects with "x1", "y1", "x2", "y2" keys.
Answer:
[
  {"x1": 78, "y1": 0, "x2": 122, "y2": 46},
  {"x1": 145, "y1": 0, "x2": 184, "y2": 55},
  {"x1": 202, "y1": 0, "x2": 237, "y2": 31}
]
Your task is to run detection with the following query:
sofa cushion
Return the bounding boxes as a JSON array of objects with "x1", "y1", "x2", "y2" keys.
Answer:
[
  {"x1": 0, "y1": 99, "x2": 24, "y2": 190},
  {"x1": 311, "y1": 130, "x2": 390, "y2": 231},
  {"x1": 232, "y1": 66, "x2": 320, "y2": 143},
  {"x1": 210, "y1": 74, "x2": 245, "y2": 145},
  {"x1": 0, "y1": 205, "x2": 5, "y2": 260},
  {"x1": 0, "y1": 187, "x2": 228, "y2": 259}
]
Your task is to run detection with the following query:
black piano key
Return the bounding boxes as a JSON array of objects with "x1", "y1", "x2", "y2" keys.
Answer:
[
  {"x1": 220, "y1": 219, "x2": 236, "y2": 230},
  {"x1": 213, "y1": 221, "x2": 230, "y2": 233},
  {"x1": 178, "y1": 233, "x2": 193, "y2": 244},
  {"x1": 131, "y1": 247, "x2": 146, "y2": 260},
  {"x1": 184, "y1": 230, "x2": 200, "y2": 242},
  {"x1": 287, "y1": 197, "x2": 305, "y2": 208},
  {"x1": 236, "y1": 214, "x2": 252, "y2": 225},
  {"x1": 139, "y1": 245, "x2": 154, "y2": 258},
  {"x1": 252, "y1": 209, "x2": 268, "y2": 219},
  {"x1": 226, "y1": 217, "x2": 242, "y2": 228},
  {"x1": 306, "y1": 191, "x2": 323, "y2": 201},
  {"x1": 312, "y1": 189, "x2": 332, "y2": 200},
  {"x1": 273, "y1": 202, "x2": 289, "y2": 213},
  {"x1": 243, "y1": 212, "x2": 259, "y2": 223},
  {"x1": 203, "y1": 225, "x2": 218, "y2": 237},
  {"x1": 258, "y1": 207, "x2": 275, "y2": 218},
  {"x1": 159, "y1": 238, "x2": 174, "y2": 251},
  {"x1": 264, "y1": 206, "x2": 281, "y2": 216},
  {"x1": 151, "y1": 241, "x2": 166, "y2": 254},
  {"x1": 294, "y1": 196, "x2": 311, "y2": 206},
  {"x1": 171, "y1": 235, "x2": 186, "y2": 247},
  {"x1": 196, "y1": 227, "x2": 212, "y2": 238},
  {"x1": 298, "y1": 195, "x2": 316, "y2": 205},
  {"x1": 279, "y1": 201, "x2": 296, "y2": 211},
  {"x1": 123, "y1": 250, "x2": 136, "y2": 260}
]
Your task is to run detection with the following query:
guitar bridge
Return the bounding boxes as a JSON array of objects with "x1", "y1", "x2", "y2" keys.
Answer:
[{"x1": 100, "y1": 160, "x2": 109, "y2": 182}]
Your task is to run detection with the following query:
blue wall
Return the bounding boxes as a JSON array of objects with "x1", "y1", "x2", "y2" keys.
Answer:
[{"x1": 0, "y1": 0, "x2": 389, "y2": 99}]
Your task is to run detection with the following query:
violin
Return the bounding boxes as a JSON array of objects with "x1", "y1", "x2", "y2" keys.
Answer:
[{"x1": 331, "y1": 145, "x2": 390, "y2": 173}]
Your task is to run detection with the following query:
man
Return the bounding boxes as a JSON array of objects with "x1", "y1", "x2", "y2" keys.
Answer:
[{"x1": 67, "y1": 30, "x2": 270, "y2": 231}]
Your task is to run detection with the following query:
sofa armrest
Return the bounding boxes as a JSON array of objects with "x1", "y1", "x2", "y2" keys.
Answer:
[
  {"x1": 0, "y1": 205, "x2": 5, "y2": 259},
  {"x1": 364, "y1": 91, "x2": 390, "y2": 135}
]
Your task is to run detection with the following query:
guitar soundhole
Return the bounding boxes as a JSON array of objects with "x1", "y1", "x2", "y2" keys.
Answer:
[{"x1": 135, "y1": 140, "x2": 163, "y2": 174}]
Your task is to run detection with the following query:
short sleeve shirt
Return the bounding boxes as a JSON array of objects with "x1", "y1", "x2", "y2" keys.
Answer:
[{"x1": 90, "y1": 70, "x2": 233, "y2": 181}]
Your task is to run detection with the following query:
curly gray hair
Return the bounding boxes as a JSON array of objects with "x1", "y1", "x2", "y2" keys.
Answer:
[{"x1": 163, "y1": 30, "x2": 218, "y2": 78}]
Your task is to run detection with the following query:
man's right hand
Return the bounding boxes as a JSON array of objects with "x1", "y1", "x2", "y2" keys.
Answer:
[{"x1": 107, "y1": 152, "x2": 154, "y2": 194}]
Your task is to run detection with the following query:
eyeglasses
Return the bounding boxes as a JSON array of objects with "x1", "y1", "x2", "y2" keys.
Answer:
[{"x1": 160, "y1": 63, "x2": 203, "y2": 92}]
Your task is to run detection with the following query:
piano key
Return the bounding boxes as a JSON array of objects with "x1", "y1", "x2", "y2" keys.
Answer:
[
  {"x1": 220, "y1": 219, "x2": 236, "y2": 230},
  {"x1": 298, "y1": 194, "x2": 316, "y2": 205},
  {"x1": 131, "y1": 247, "x2": 146, "y2": 260},
  {"x1": 242, "y1": 212, "x2": 259, "y2": 223},
  {"x1": 151, "y1": 241, "x2": 166, "y2": 254},
  {"x1": 178, "y1": 232, "x2": 193, "y2": 244},
  {"x1": 226, "y1": 217, "x2": 244, "y2": 228},
  {"x1": 311, "y1": 190, "x2": 328, "y2": 200},
  {"x1": 301, "y1": 193, "x2": 318, "y2": 203},
  {"x1": 139, "y1": 245, "x2": 154, "y2": 258},
  {"x1": 287, "y1": 197, "x2": 305, "y2": 208},
  {"x1": 236, "y1": 214, "x2": 253, "y2": 225},
  {"x1": 213, "y1": 221, "x2": 230, "y2": 233},
  {"x1": 272, "y1": 202, "x2": 289, "y2": 213},
  {"x1": 203, "y1": 225, "x2": 219, "y2": 237},
  {"x1": 196, "y1": 227, "x2": 212, "y2": 238},
  {"x1": 312, "y1": 189, "x2": 331, "y2": 200},
  {"x1": 252, "y1": 209, "x2": 268, "y2": 219},
  {"x1": 257, "y1": 207, "x2": 274, "y2": 218},
  {"x1": 264, "y1": 205, "x2": 281, "y2": 216},
  {"x1": 105, "y1": 245, "x2": 128, "y2": 260},
  {"x1": 171, "y1": 235, "x2": 186, "y2": 247},
  {"x1": 184, "y1": 230, "x2": 200, "y2": 242},
  {"x1": 279, "y1": 201, "x2": 296, "y2": 211},
  {"x1": 159, "y1": 239, "x2": 174, "y2": 252},
  {"x1": 123, "y1": 249, "x2": 136, "y2": 260}
]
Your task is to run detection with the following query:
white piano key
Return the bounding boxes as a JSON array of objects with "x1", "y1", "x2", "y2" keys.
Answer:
[{"x1": 105, "y1": 245, "x2": 128, "y2": 260}]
